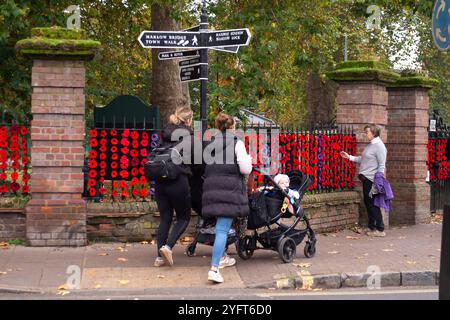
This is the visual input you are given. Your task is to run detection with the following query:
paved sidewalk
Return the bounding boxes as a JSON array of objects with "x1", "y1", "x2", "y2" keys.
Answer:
[{"x1": 0, "y1": 223, "x2": 442, "y2": 294}]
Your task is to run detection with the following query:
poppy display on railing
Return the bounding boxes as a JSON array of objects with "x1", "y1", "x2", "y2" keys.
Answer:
[
  {"x1": 427, "y1": 138, "x2": 449, "y2": 181},
  {"x1": 246, "y1": 129, "x2": 357, "y2": 193},
  {"x1": 0, "y1": 125, "x2": 30, "y2": 196},
  {"x1": 86, "y1": 128, "x2": 159, "y2": 200}
]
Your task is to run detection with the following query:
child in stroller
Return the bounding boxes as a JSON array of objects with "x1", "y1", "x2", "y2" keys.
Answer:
[{"x1": 237, "y1": 168, "x2": 317, "y2": 263}]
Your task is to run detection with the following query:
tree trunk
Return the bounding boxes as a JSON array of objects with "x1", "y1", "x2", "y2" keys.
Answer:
[{"x1": 151, "y1": 3, "x2": 191, "y2": 128}]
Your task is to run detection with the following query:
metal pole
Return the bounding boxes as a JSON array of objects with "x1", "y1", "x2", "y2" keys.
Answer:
[
  {"x1": 200, "y1": 0, "x2": 208, "y2": 135},
  {"x1": 344, "y1": 34, "x2": 348, "y2": 62},
  {"x1": 440, "y1": 205, "x2": 450, "y2": 300}
]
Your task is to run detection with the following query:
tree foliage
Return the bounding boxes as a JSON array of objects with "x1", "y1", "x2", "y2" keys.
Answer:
[{"x1": 0, "y1": 0, "x2": 448, "y2": 125}]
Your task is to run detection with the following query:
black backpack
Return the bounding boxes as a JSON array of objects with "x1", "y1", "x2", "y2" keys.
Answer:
[{"x1": 144, "y1": 143, "x2": 183, "y2": 182}]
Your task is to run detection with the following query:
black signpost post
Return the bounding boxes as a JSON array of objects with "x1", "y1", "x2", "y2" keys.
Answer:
[{"x1": 138, "y1": 0, "x2": 251, "y2": 135}]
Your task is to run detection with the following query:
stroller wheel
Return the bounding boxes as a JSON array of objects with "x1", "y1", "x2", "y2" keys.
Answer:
[
  {"x1": 278, "y1": 237, "x2": 296, "y2": 263},
  {"x1": 304, "y1": 241, "x2": 316, "y2": 258},
  {"x1": 236, "y1": 236, "x2": 254, "y2": 260},
  {"x1": 186, "y1": 244, "x2": 196, "y2": 257}
]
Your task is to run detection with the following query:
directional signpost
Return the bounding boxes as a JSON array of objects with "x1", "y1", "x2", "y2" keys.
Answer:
[
  {"x1": 179, "y1": 57, "x2": 201, "y2": 67},
  {"x1": 432, "y1": 0, "x2": 450, "y2": 51},
  {"x1": 138, "y1": 31, "x2": 201, "y2": 49},
  {"x1": 158, "y1": 50, "x2": 200, "y2": 60},
  {"x1": 138, "y1": 0, "x2": 251, "y2": 133},
  {"x1": 180, "y1": 65, "x2": 207, "y2": 83},
  {"x1": 206, "y1": 29, "x2": 251, "y2": 48}
]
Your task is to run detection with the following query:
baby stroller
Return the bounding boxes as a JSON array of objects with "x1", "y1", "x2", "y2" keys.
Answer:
[
  {"x1": 185, "y1": 215, "x2": 238, "y2": 257},
  {"x1": 236, "y1": 168, "x2": 317, "y2": 263}
]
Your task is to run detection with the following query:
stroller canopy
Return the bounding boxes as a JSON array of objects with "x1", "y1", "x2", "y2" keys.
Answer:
[{"x1": 285, "y1": 170, "x2": 312, "y2": 194}]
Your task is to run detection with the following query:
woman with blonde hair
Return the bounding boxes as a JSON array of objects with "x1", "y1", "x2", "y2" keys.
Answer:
[{"x1": 154, "y1": 106, "x2": 198, "y2": 267}]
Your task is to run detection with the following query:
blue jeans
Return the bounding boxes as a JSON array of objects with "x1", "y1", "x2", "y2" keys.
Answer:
[{"x1": 211, "y1": 217, "x2": 234, "y2": 267}]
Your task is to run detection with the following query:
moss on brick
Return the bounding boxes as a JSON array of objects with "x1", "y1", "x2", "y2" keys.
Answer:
[
  {"x1": 388, "y1": 75, "x2": 438, "y2": 89},
  {"x1": 31, "y1": 27, "x2": 86, "y2": 40},
  {"x1": 336, "y1": 60, "x2": 390, "y2": 70},
  {"x1": 15, "y1": 26, "x2": 100, "y2": 60},
  {"x1": 326, "y1": 60, "x2": 400, "y2": 83}
]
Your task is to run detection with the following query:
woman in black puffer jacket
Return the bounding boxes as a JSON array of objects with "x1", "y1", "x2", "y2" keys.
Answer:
[{"x1": 202, "y1": 113, "x2": 252, "y2": 283}]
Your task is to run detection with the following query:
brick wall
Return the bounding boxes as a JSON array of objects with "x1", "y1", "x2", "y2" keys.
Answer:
[
  {"x1": 86, "y1": 192, "x2": 361, "y2": 242},
  {"x1": 0, "y1": 209, "x2": 26, "y2": 241},
  {"x1": 386, "y1": 87, "x2": 430, "y2": 224},
  {"x1": 26, "y1": 60, "x2": 87, "y2": 246}
]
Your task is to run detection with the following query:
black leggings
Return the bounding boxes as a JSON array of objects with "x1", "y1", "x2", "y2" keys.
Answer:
[
  {"x1": 362, "y1": 178, "x2": 385, "y2": 232},
  {"x1": 155, "y1": 174, "x2": 191, "y2": 255}
]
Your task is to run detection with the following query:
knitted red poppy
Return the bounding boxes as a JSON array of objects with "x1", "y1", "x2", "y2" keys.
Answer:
[
  {"x1": 131, "y1": 131, "x2": 139, "y2": 140},
  {"x1": 90, "y1": 129, "x2": 98, "y2": 138}
]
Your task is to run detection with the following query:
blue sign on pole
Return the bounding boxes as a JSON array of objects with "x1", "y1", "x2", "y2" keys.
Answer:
[{"x1": 432, "y1": 0, "x2": 450, "y2": 51}]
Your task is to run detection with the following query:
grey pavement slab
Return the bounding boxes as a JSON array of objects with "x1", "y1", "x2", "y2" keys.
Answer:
[{"x1": 0, "y1": 223, "x2": 442, "y2": 292}]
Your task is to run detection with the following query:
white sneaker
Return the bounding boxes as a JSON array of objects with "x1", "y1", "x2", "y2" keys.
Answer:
[
  {"x1": 367, "y1": 230, "x2": 386, "y2": 237},
  {"x1": 219, "y1": 255, "x2": 236, "y2": 269},
  {"x1": 208, "y1": 269, "x2": 224, "y2": 283},
  {"x1": 159, "y1": 245, "x2": 174, "y2": 266},
  {"x1": 154, "y1": 257, "x2": 165, "y2": 267}
]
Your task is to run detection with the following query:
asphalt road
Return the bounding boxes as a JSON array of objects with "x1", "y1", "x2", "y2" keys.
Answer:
[{"x1": 0, "y1": 286, "x2": 439, "y2": 300}]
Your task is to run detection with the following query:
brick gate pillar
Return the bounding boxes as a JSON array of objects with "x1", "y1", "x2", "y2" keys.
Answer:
[
  {"x1": 326, "y1": 61, "x2": 400, "y2": 226},
  {"x1": 386, "y1": 74, "x2": 437, "y2": 225},
  {"x1": 16, "y1": 27, "x2": 100, "y2": 246}
]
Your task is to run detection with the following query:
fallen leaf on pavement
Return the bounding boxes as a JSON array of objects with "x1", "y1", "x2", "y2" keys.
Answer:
[
  {"x1": 117, "y1": 258, "x2": 128, "y2": 262},
  {"x1": 362, "y1": 253, "x2": 369, "y2": 256},
  {"x1": 327, "y1": 251, "x2": 339, "y2": 254},
  {"x1": 98, "y1": 253, "x2": 108, "y2": 256},
  {"x1": 56, "y1": 290, "x2": 70, "y2": 296},
  {"x1": 0, "y1": 271, "x2": 7, "y2": 275},
  {"x1": 116, "y1": 246, "x2": 127, "y2": 252},
  {"x1": 382, "y1": 249, "x2": 394, "y2": 252},
  {"x1": 406, "y1": 260, "x2": 417, "y2": 265},
  {"x1": 293, "y1": 263, "x2": 312, "y2": 268},
  {"x1": 157, "y1": 275, "x2": 165, "y2": 279},
  {"x1": 313, "y1": 288, "x2": 323, "y2": 291},
  {"x1": 118, "y1": 280, "x2": 129, "y2": 285},
  {"x1": 398, "y1": 236, "x2": 406, "y2": 239},
  {"x1": 0, "y1": 242, "x2": 9, "y2": 249},
  {"x1": 301, "y1": 275, "x2": 314, "y2": 290},
  {"x1": 346, "y1": 236, "x2": 360, "y2": 240},
  {"x1": 95, "y1": 284, "x2": 102, "y2": 289},
  {"x1": 150, "y1": 240, "x2": 156, "y2": 245},
  {"x1": 57, "y1": 284, "x2": 70, "y2": 291},
  {"x1": 140, "y1": 241, "x2": 149, "y2": 245}
]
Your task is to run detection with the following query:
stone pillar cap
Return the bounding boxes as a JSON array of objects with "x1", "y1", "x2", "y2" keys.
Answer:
[
  {"x1": 15, "y1": 26, "x2": 101, "y2": 61},
  {"x1": 325, "y1": 60, "x2": 400, "y2": 84},
  {"x1": 387, "y1": 70, "x2": 438, "y2": 89}
]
